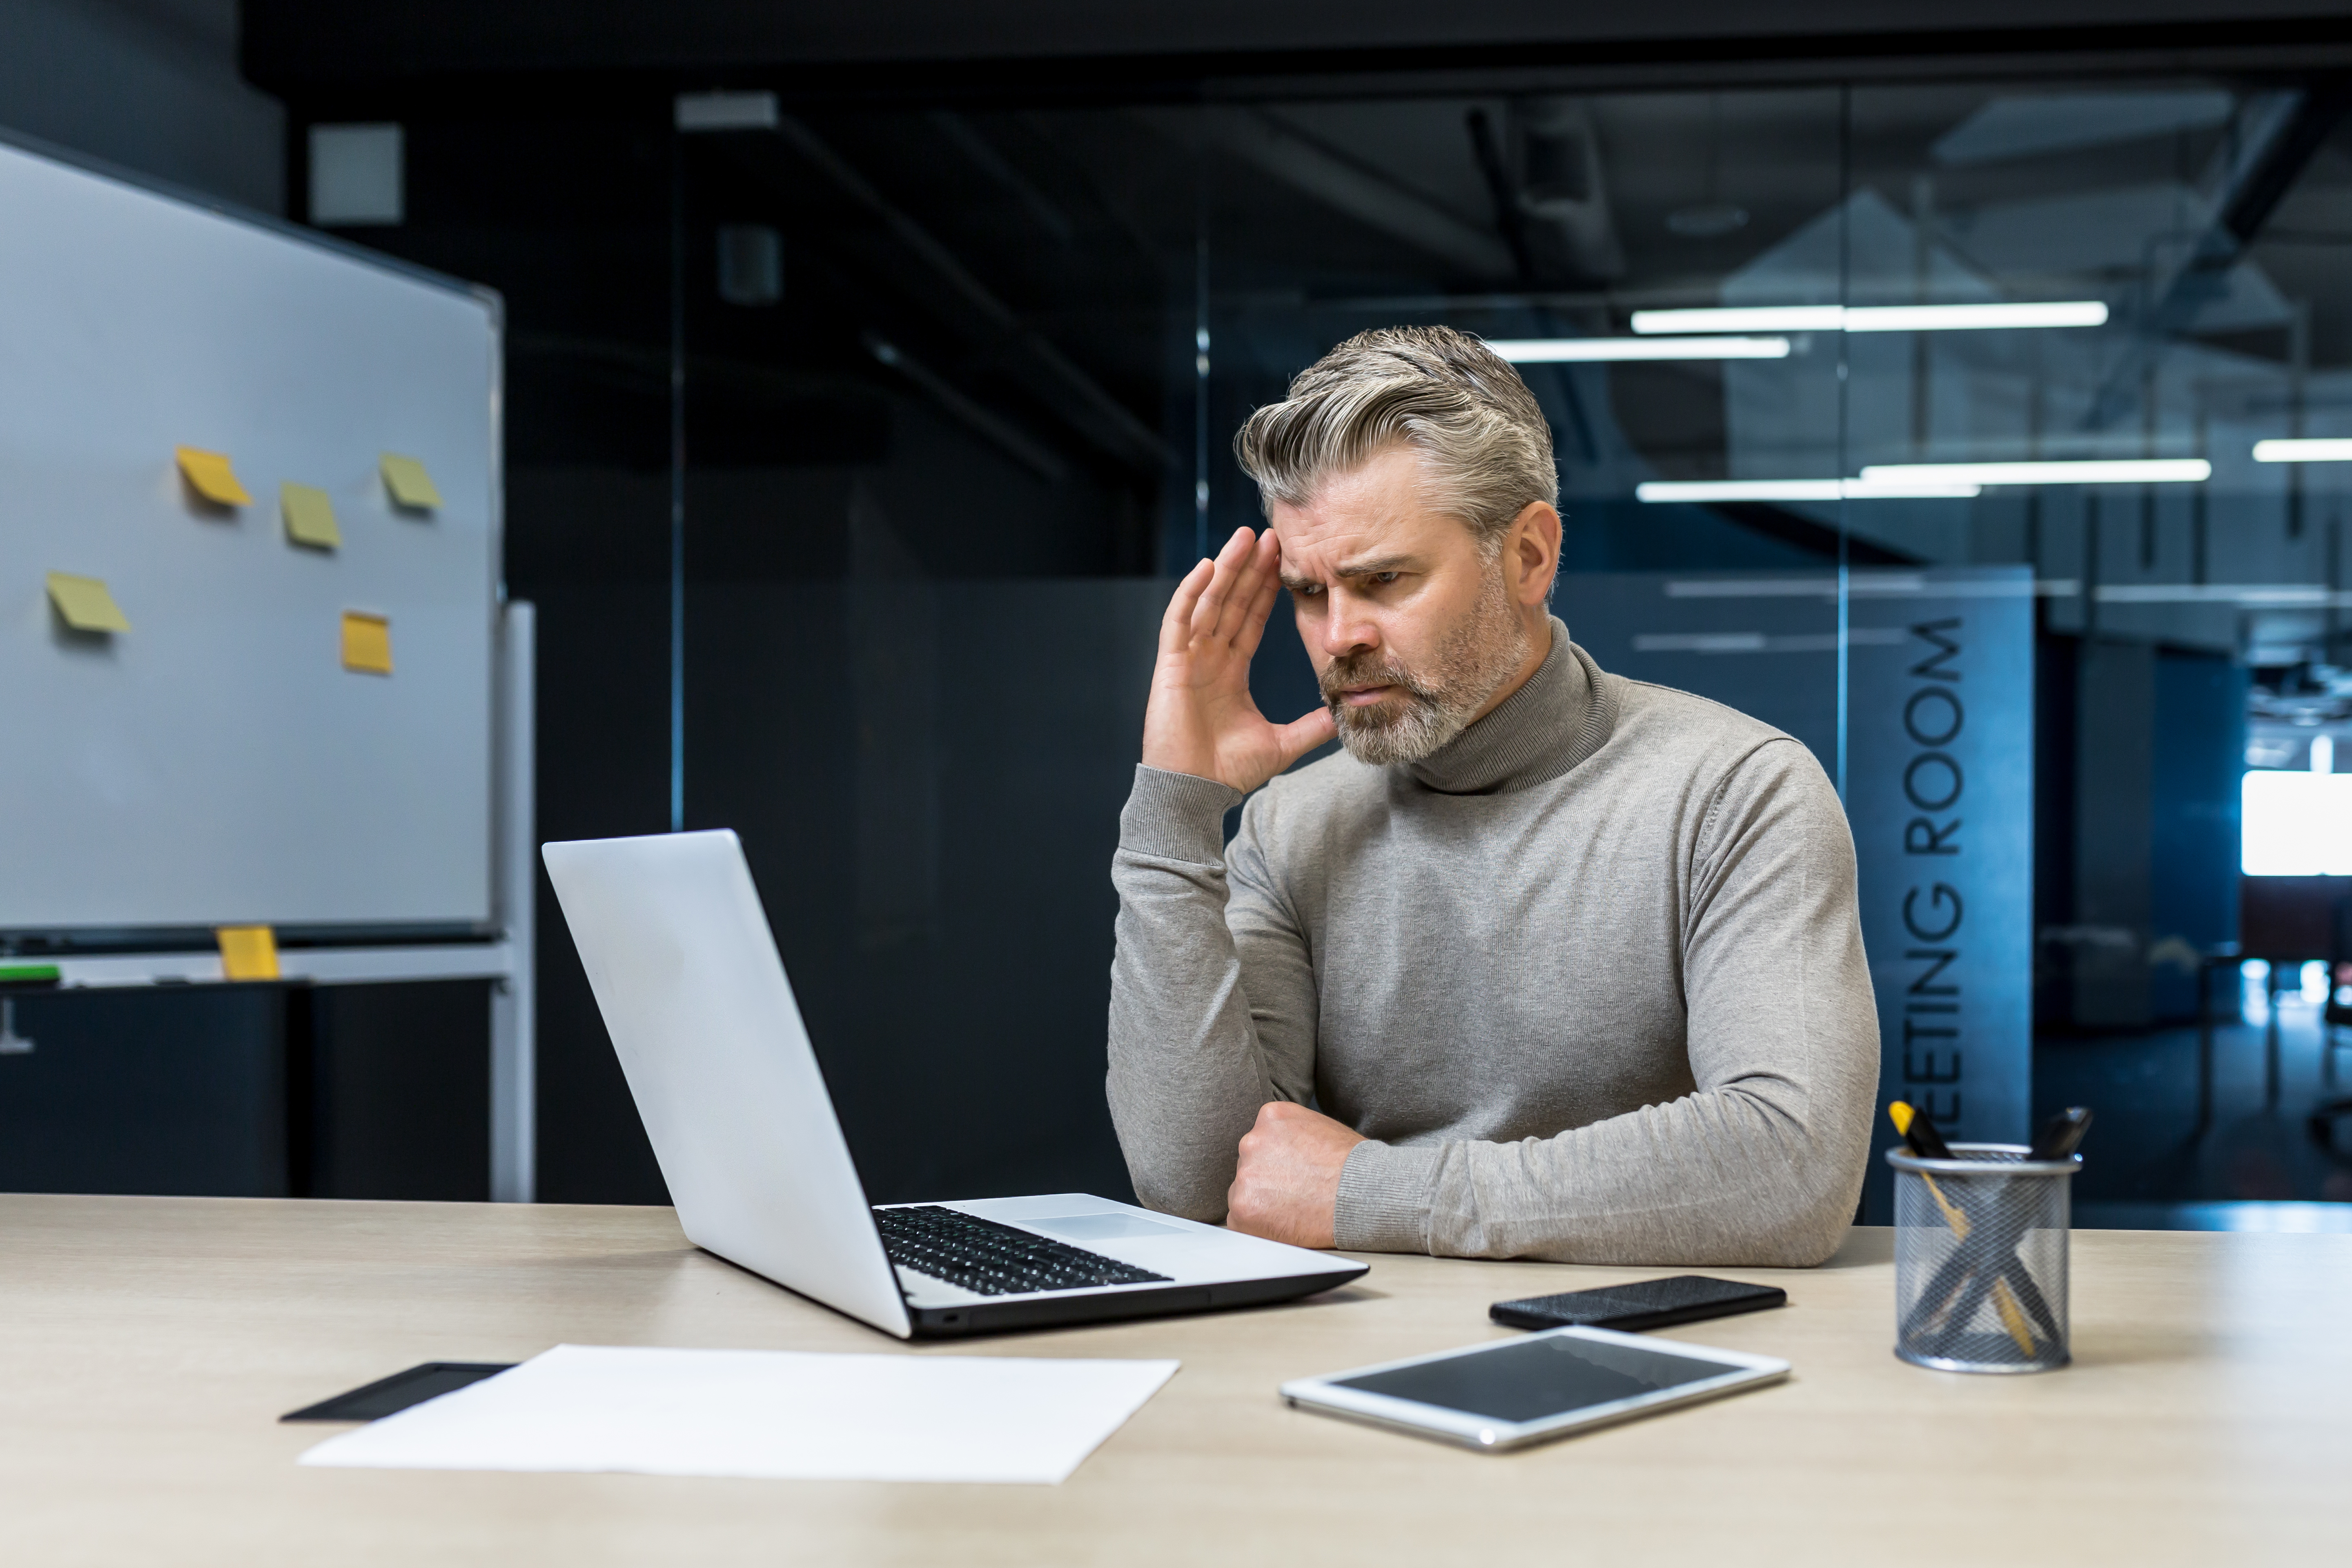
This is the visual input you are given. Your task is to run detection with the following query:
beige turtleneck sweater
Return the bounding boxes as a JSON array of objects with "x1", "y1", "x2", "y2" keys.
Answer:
[{"x1": 1104, "y1": 618, "x2": 1878, "y2": 1266}]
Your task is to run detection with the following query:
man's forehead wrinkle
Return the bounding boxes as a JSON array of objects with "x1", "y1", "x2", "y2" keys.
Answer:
[
  {"x1": 1278, "y1": 446, "x2": 1425, "y2": 529},
  {"x1": 1271, "y1": 494, "x2": 1407, "y2": 553},
  {"x1": 1267, "y1": 443, "x2": 1439, "y2": 586},
  {"x1": 1271, "y1": 516, "x2": 1385, "y2": 569}
]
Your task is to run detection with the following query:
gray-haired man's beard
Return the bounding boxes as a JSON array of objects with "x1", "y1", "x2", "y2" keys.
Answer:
[{"x1": 1319, "y1": 575, "x2": 1531, "y2": 766}]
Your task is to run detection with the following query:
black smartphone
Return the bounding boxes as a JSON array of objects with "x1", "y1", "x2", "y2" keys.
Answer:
[{"x1": 1490, "y1": 1276, "x2": 1786, "y2": 1332}]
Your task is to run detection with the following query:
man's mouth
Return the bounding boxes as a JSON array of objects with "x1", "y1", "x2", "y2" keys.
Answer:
[{"x1": 1336, "y1": 684, "x2": 1399, "y2": 708}]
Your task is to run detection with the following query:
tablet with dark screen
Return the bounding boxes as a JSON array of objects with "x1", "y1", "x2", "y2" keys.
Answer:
[{"x1": 1280, "y1": 1327, "x2": 1786, "y2": 1450}]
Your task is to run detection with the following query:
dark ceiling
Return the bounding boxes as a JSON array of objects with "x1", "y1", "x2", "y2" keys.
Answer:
[{"x1": 243, "y1": 0, "x2": 2352, "y2": 94}]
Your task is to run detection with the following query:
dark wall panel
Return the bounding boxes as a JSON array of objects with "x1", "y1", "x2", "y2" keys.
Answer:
[
  {"x1": 298, "y1": 980, "x2": 492, "y2": 1200},
  {"x1": 528, "y1": 576, "x2": 675, "y2": 1204},
  {"x1": 2149, "y1": 650, "x2": 2247, "y2": 1020},
  {"x1": 0, "y1": 985, "x2": 288, "y2": 1196}
]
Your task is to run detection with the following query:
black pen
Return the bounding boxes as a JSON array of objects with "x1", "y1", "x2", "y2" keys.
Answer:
[
  {"x1": 2029, "y1": 1107, "x2": 2094, "y2": 1162},
  {"x1": 1897, "y1": 1100, "x2": 1956, "y2": 1160}
]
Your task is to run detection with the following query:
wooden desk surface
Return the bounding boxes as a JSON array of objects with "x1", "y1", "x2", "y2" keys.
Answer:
[{"x1": 3, "y1": 1194, "x2": 2345, "y2": 1566}]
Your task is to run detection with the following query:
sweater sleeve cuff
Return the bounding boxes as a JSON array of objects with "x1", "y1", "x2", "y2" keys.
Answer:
[
  {"x1": 1118, "y1": 765, "x2": 1245, "y2": 864},
  {"x1": 1332, "y1": 1140, "x2": 1441, "y2": 1254}
]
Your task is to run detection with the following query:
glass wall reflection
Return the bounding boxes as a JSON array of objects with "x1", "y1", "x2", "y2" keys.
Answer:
[
  {"x1": 644, "y1": 75, "x2": 2352, "y2": 1216},
  {"x1": 1840, "y1": 82, "x2": 2351, "y2": 1212}
]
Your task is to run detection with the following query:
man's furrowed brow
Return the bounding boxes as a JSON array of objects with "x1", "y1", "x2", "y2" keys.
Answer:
[
  {"x1": 1330, "y1": 553, "x2": 1417, "y2": 579},
  {"x1": 1281, "y1": 554, "x2": 1416, "y2": 591}
]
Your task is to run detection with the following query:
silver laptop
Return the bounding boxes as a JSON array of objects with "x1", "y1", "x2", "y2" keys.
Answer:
[{"x1": 543, "y1": 829, "x2": 1368, "y2": 1339}]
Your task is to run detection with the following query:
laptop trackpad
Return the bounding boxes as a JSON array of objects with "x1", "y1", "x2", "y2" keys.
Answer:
[{"x1": 1026, "y1": 1212, "x2": 1188, "y2": 1242}]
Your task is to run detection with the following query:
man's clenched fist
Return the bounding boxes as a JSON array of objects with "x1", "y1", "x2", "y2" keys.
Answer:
[{"x1": 1224, "y1": 1100, "x2": 1364, "y2": 1249}]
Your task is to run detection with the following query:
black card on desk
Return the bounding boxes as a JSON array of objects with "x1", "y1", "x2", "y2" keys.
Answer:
[
  {"x1": 280, "y1": 1361, "x2": 515, "y2": 1422},
  {"x1": 1490, "y1": 1276, "x2": 1786, "y2": 1332}
]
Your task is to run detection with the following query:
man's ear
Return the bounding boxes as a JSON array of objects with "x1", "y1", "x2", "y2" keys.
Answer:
[{"x1": 1508, "y1": 501, "x2": 1562, "y2": 607}]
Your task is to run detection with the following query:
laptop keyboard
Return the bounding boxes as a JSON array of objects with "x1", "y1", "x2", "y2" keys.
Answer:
[{"x1": 874, "y1": 1205, "x2": 1174, "y2": 1297}]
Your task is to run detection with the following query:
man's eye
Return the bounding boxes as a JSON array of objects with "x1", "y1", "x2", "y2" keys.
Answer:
[
  {"x1": 1369, "y1": 571, "x2": 1401, "y2": 586},
  {"x1": 1294, "y1": 583, "x2": 1323, "y2": 598}
]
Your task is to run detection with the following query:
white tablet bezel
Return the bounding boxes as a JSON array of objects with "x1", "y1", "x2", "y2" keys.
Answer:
[{"x1": 1279, "y1": 1325, "x2": 1791, "y2": 1451}]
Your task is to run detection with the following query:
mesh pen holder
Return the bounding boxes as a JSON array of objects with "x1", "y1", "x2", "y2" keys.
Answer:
[{"x1": 1889, "y1": 1143, "x2": 2079, "y2": 1374}]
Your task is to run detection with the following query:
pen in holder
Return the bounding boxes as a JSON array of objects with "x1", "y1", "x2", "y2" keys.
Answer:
[{"x1": 1889, "y1": 1143, "x2": 2078, "y2": 1374}]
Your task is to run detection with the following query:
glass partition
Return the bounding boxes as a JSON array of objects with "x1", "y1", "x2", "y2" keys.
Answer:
[
  {"x1": 646, "y1": 73, "x2": 2352, "y2": 1215},
  {"x1": 669, "y1": 104, "x2": 1182, "y2": 1202},
  {"x1": 1845, "y1": 81, "x2": 2351, "y2": 1213}
]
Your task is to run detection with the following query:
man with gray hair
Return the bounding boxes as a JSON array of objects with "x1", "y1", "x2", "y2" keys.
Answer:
[{"x1": 1105, "y1": 325, "x2": 1878, "y2": 1266}]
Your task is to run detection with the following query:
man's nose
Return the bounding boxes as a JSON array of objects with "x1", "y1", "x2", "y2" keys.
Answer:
[{"x1": 1319, "y1": 597, "x2": 1379, "y2": 659}]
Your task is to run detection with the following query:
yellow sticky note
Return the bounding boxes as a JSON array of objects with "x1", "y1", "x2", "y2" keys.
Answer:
[
  {"x1": 216, "y1": 925, "x2": 280, "y2": 982},
  {"x1": 45, "y1": 571, "x2": 130, "y2": 632},
  {"x1": 380, "y1": 452, "x2": 442, "y2": 510},
  {"x1": 176, "y1": 445, "x2": 252, "y2": 506},
  {"x1": 281, "y1": 482, "x2": 342, "y2": 549},
  {"x1": 341, "y1": 610, "x2": 392, "y2": 674}
]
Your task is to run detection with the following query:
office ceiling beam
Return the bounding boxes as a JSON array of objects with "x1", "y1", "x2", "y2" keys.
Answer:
[
  {"x1": 244, "y1": 1, "x2": 2352, "y2": 87},
  {"x1": 744, "y1": 117, "x2": 1173, "y2": 472},
  {"x1": 2085, "y1": 80, "x2": 2352, "y2": 429},
  {"x1": 1140, "y1": 107, "x2": 1515, "y2": 281}
]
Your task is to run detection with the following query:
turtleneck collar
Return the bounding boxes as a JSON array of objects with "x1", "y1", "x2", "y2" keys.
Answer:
[{"x1": 1403, "y1": 616, "x2": 1618, "y2": 796}]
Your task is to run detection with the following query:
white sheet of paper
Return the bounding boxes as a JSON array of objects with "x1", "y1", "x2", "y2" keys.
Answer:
[{"x1": 297, "y1": 1344, "x2": 1179, "y2": 1485}]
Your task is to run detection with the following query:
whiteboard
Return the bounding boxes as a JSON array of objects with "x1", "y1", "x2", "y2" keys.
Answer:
[{"x1": 0, "y1": 138, "x2": 500, "y2": 933}]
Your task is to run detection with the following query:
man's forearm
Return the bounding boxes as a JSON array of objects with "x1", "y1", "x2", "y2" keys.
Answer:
[
  {"x1": 1334, "y1": 1068, "x2": 1876, "y2": 1266},
  {"x1": 1105, "y1": 766, "x2": 1279, "y2": 1220}
]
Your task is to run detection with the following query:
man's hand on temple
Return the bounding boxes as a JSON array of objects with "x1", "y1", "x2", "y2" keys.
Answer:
[
  {"x1": 1142, "y1": 526, "x2": 1336, "y2": 794},
  {"x1": 1225, "y1": 1100, "x2": 1364, "y2": 1249}
]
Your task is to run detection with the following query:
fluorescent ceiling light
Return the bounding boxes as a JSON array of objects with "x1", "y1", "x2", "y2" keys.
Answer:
[
  {"x1": 1632, "y1": 631, "x2": 1907, "y2": 653},
  {"x1": 2095, "y1": 583, "x2": 2352, "y2": 607},
  {"x1": 1664, "y1": 576, "x2": 2074, "y2": 599},
  {"x1": 1858, "y1": 459, "x2": 2209, "y2": 486},
  {"x1": 1486, "y1": 336, "x2": 1790, "y2": 363},
  {"x1": 2253, "y1": 439, "x2": 2352, "y2": 463},
  {"x1": 1631, "y1": 307, "x2": 1843, "y2": 334},
  {"x1": 1848, "y1": 302, "x2": 2109, "y2": 332},
  {"x1": 1637, "y1": 479, "x2": 1982, "y2": 503},
  {"x1": 1630, "y1": 302, "x2": 2108, "y2": 334}
]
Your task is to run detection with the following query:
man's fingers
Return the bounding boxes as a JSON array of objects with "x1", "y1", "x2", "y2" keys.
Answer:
[
  {"x1": 1276, "y1": 706, "x2": 1338, "y2": 766},
  {"x1": 1209, "y1": 528, "x2": 1276, "y2": 647},
  {"x1": 1158, "y1": 557, "x2": 1214, "y2": 655},
  {"x1": 1187, "y1": 527, "x2": 1257, "y2": 644},
  {"x1": 1219, "y1": 530, "x2": 1280, "y2": 651},
  {"x1": 1233, "y1": 545, "x2": 1285, "y2": 662}
]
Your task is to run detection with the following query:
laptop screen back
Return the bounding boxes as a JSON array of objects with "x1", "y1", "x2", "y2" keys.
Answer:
[{"x1": 542, "y1": 830, "x2": 912, "y2": 1337}]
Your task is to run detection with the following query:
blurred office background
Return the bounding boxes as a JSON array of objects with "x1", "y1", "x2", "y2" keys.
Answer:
[{"x1": 5, "y1": 1, "x2": 2352, "y2": 1229}]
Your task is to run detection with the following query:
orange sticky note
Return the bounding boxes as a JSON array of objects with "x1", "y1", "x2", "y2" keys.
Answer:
[
  {"x1": 380, "y1": 452, "x2": 442, "y2": 510},
  {"x1": 176, "y1": 446, "x2": 252, "y2": 506},
  {"x1": 45, "y1": 571, "x2": 130, "y2": 632},
  {"x1": 216, "y1": 926, "x2": 280, "y2": 982},
  {"x1": 341, "y1": 610, "x2": 392, "y2": 674}
]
